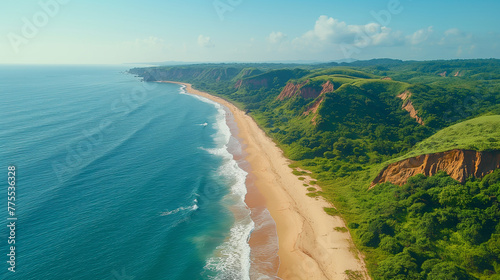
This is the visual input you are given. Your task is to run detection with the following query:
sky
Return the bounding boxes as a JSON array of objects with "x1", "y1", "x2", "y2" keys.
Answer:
[{"x1": 1, "y1": 0, "x2": 499, "y2": 64}]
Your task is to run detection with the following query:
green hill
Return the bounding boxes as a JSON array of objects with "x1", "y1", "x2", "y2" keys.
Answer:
[{"x1": 393, "y1": 115, "x2": 500, "y2": 161}]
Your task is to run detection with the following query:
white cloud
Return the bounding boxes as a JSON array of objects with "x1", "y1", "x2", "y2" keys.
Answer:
[
  {"x1": 300, "y1": 16, "x2": 355, "y2": 43},
  {"x1": 438, "y1": 28, "x2": 473, "y2": 46},
  {"x1": 444, "y1": 28, "x2": 463, "y2": 37},
  {"x1": 268, "y1": 31, "x2": 287, "y2": 44},
  {"x1": 371, "y1": 27, "x2": 403, "y2": 46},
  {"x1": 408, "y1": 26, "x2": 433, "y2": 45},
  {"x1": 263, "y1": 16, "x2": 500, "y2": 61},
  {"x1": 198, "y1": 35, "x2": 214, "y2": 48},
  {"x1": 293, "y1": 16, "x2": 403, "y2": 50}
]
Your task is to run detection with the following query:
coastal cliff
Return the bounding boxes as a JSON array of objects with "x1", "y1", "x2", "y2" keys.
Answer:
[{"x1": 372, "y1": 149, "x2": 500, "y2": 186}]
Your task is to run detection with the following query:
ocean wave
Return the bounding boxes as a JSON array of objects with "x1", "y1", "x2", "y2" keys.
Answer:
[
  {"x1": 160, "y1": 199, "x2": 199, "y2": 216},
  {"x1": 200, "y1": 146, "x2": 231, "y2": 158},
  {"x1": 179, "y1": 84, "x2": 187, "y2": 94},
  {"x1": 205, "y1": 215, "x2": 254, "y2": 280}
]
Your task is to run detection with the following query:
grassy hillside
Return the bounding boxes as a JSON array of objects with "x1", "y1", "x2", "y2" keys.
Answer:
[{"x1": 391, "y1": 115, "x2": 500, "y2": 162}]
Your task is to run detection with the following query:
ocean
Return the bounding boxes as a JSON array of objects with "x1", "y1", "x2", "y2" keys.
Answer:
[{"x1": 0, "y1": 65, "x2": 277, "y2": 279}]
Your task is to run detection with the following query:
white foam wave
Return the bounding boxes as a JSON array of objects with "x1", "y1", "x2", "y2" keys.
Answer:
[
  {"x1": 178, "y1": 84, "x2": 187, "y2": 94},
  {"x1": 161, "y1": 199, "x2": 198, "y2": 216},
  {"x1": 200, "y1": 146, "x2": 235, "y2": 163},
  {"x1": 218, "y1": 157, "x2": 248, "y2": 199},
  {"x1": 205, "y1": 215, "x2": 254, "y2": 280},
  {"x1": 213, "y1": 104, "x2": 232, "y2": 147}
]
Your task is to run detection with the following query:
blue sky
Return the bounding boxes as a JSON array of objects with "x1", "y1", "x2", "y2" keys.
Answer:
[{"x1": 1, "y1": 0, "x2": 499, "y2": 64}]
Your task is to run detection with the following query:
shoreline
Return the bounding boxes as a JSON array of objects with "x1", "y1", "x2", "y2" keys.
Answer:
[
  {"x1": 217, "y1": 96, "x2": 281, "y2": 278},
  {"x1": 163, "y1": 81, "x2": 370, "y2": 280}
]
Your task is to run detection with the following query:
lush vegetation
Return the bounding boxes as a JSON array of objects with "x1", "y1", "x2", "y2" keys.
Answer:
[
  {"x1": 353, "y1": 170, "x2": 500, "y2": 280},
  {"x1": 130, "y1": 59, "x2": 500, "y2": 279}
]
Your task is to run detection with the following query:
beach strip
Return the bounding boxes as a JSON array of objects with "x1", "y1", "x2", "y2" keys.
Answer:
[{"x1": 164, "y1": 81, "x2": 370, "y2": 280}]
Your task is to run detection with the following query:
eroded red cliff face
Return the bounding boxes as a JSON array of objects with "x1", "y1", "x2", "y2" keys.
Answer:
[
  {"x1": 371, "y1": 149, "x2": 500, "y2": 187},
  {"x1": 277, "y1": 80, "x2": 309, "y2": 100},
  {"x1": 321, "y1": 80, "x2": 335, "y2": 95},
  {"x1": 397, "y1": 91, "x2": 425, "y2": 125},
  {"x1": 277, "y1": 80, "x2": 335, "y2": 101}
]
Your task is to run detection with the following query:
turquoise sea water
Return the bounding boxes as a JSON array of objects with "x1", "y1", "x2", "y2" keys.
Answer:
[{"x1": 0, "y1": 66, "x2": 261, "y2": 279}]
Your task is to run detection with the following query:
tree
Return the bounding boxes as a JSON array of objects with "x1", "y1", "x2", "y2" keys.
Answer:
[
  {"x1": 427, "y1": 262, "x2": 478, "y2": 280},
  {"x1": 439, "y1": 184, "x2": 472, "y2": 207},
  {"x1": 379, "y1": 235, "x2": 403, "y2": 254},
  {"x1": 377, "y1": 252, "x2": 422, "y2": 280}
]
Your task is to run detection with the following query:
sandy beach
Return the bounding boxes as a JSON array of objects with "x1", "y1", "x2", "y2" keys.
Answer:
[{"x1": 164, "y1": 81, "x2": 370, "y2": 280}]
